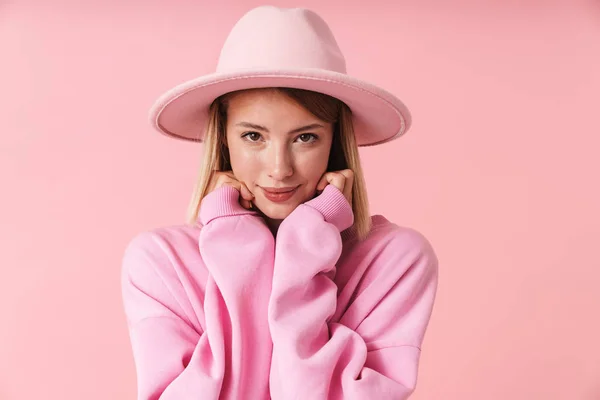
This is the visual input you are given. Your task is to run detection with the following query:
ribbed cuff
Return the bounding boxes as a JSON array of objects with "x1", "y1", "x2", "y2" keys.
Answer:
[
  {"x1": 304, "y1": 184, "x2": 354, "y2": 232},
  {"x1": 199, "y1": 185, "x2": 255, "y2": 226}
]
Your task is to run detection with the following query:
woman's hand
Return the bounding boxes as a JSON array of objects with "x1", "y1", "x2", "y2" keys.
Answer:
[
  {"x1": 207, "y1": 171, "x2": 255, "y2": 209},
  {"x1": 315, "y1": 169, "x2": 354, "y2": 206}
]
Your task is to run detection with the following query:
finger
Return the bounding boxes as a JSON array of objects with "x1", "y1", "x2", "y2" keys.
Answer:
[
  {"x1": 338, "y1": 169, "x2": 354, "y2": 182},
  {"x1": 316, "y1": 174, "x2": 329, "y2": 192},
  {"x1": 211, "y1": 171, "x2": 233, "y2": 187},
  {"x1": 239, "y1": 182, "x2": 254, "y2": 201},
  {"x1": 338, "y1": 169, "x2": 354, "y2": 202},
  {"x1": 317, "y1": 171, "x2": 345, "y2": 193},
  {"x1": 327, "y1": 172, "x2": 346, "y2": 193},
  {"x1": 240, "y1": 198, "x2": 252, "y2": 209},
  {"x1": 219, "y1": 176, "x2": 241, "y2": 191}
]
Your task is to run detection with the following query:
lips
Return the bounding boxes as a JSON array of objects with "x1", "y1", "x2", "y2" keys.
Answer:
[
  {"x1": 260, "y1": 185, "x2": 299, "y2": 203},
  {"x1": 261, "y1": 186, "x2": 298, "y2": 193}
]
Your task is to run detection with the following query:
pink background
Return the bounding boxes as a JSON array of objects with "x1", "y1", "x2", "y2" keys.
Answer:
[{"x1": 2, "y1": 1, "x2": 599, "y2": 398}]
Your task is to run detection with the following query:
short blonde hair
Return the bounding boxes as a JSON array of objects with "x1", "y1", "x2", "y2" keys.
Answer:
[{"x1": 186, "y1": 87, "x2": 372, "y2": 240}]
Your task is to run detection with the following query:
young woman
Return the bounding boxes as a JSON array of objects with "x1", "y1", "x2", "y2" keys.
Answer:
[{"x1": 121, "y1": 6, "x2": 439, "y2": 400}]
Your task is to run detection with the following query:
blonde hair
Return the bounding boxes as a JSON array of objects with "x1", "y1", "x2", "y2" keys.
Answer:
[{"x1": 186, "y1": 87, "x2": 372, "y2": 240}]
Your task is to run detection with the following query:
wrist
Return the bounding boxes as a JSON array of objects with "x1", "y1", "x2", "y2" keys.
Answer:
[
  {"x1": 304, "y1": 184, "x2": 354, "y2": 232},
  {"x1": 199, "y1": 185, "x2": 255, "y2": 225}
]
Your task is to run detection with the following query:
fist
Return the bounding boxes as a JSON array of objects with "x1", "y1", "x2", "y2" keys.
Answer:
[
  {"x1": 316, "y1": 169, "x2": 354, "y2": 206},
  {"x1": 207, "y1": 171, "x2": 254, "y2": 209}
]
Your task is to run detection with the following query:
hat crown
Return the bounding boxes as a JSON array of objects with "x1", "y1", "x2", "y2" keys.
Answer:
[{"x1": 216, "y1": 6, "x2": 347, "y2": 73}]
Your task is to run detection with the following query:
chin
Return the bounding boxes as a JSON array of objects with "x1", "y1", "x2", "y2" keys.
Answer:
[{"x1": 254, "y1": 201, "x2": 298, "y2": 220}]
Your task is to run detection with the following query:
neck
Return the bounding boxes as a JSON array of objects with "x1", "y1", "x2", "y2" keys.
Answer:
[
  {"x1": 264, "y1": 217, "x2": 282, "y2": 237},
  {"x1": 252, "y1": 206, "x2": 282, "y2": 236}
]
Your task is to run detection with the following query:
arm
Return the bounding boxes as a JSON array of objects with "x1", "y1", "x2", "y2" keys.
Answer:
[
  {"x1": 267, "y1": 185, "x2": 438, "y2": 399},
  {"x1": 121, "y1": 185, "x2": 274, "y2": 400}
]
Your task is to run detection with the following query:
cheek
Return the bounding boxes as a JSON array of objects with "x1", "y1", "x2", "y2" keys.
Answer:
[
  {"x1": 296, "y1": 148, "x2": 330, "y2": 186},
  {"x1": 228, "y1": 146, "x2": 261, "y2": 181}
]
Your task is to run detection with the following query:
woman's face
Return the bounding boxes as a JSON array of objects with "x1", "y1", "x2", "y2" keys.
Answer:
[{"x1": 225, "y1": 90, "x2": 334, "y2": 221}]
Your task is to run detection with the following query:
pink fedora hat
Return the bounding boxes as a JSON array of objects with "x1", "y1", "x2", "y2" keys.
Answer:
[{"x1": 148, "y1": 5, "x2": 412, "y2": 147}]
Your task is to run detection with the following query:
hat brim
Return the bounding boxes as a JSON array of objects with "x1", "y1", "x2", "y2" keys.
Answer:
[{"x1": 148, "y1": 67, "x2": 411, "y2": 147}]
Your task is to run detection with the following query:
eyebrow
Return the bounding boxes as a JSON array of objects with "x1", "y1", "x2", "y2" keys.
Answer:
[{"x1": 235, "y1": 122, "x2": 325, "y2": 134}]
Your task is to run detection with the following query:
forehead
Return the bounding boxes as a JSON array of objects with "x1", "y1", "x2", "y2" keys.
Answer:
[{"x1": 226, "y1": 89, "x2": 314, "y2": 120}]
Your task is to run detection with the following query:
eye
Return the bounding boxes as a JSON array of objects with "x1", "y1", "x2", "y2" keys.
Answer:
[
  {"x1": 241, "y1": 131, "x2": 262, "y2": 142},
  {"x1": 296, "y1": 133, "x2": 318, "y2": 143}
]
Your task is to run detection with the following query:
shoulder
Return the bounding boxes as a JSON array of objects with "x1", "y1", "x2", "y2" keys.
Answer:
[
  {"x1": 122, "y1": 223, "x2": 201, "y2": 264},
  {"x1": 342, "y1": 214, "x2": 439, "y2": 280},
  {"x1": 347, "y1": 215, "x2": 436, "y2": 254},
  {"x1": 121, "y1": 223, "x2": 205, "y2": 283},
  {"x1": 120, "y1": 223, "x2": 208, "y2": 329}
]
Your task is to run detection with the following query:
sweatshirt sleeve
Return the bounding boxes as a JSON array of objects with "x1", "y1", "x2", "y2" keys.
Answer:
[
  {"x1": 121, "y1": 185, "x2": 275, "y2": 400},
  {"x1": 267, "y1": 184, "x2": 438, "y2": 399}
]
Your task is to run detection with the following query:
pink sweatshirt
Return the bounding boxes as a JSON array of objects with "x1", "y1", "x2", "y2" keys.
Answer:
[{"x1": 121, "y1": 184, "x2": 439, "y2": 399}]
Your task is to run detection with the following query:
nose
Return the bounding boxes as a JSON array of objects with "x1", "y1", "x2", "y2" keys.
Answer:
[{"x1": 267, "y1": 144, "x2": 294, "y2": 181}]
